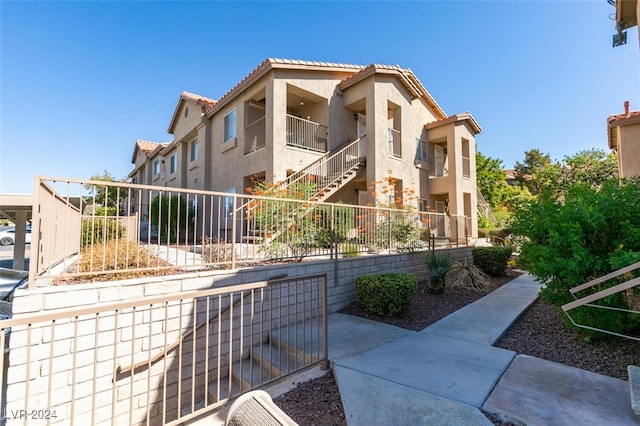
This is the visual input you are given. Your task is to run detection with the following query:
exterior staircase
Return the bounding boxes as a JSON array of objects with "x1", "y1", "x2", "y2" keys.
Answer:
[
  {"x1": 241, "y1": 137, "x2": 366, "y2": 244},
  {"x1": 182, "y1": 321, "x2": 321, "y2": 420},
  {"x1": 282, "y1": 136, "x2": 366, "y2": 203}
]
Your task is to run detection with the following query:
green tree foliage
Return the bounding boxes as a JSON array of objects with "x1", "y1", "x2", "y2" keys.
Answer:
[
  {"x1": 476, "y1": 151, "x2": 507, "y2": 208},
  {"x1": 514, "y1": 149, "x2": 555, "y2": 195},
  {"x1": 542, "y1": 149, "x2": 618, "y2": 196},
  {"x1": 476, "y1": 151, "x2": 533, "y2": 227},
  {"x1": 149, "y1": 194, "x2": 194, "y2": 243},
  {"x1": 84, "y1": 170, "x2": 124, "y2": 213},
  {"x1": 513, "y1": 149, "x2": 618, "y2": 198},
  {"x1": 511, "y1": 178, "x2": 640, "y2": 337}
]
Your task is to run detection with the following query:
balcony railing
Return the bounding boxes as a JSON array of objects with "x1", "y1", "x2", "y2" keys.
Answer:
[
  {"x1": 245, "y1": 116, "x2": 266, "y2": 154},
  {"x1": 286, "y1": 115, "x2": 327, "y2": 153},
  {"x1": 28, "y1": 177, "x2": 468, "y2": 286},
  {"x1": 1, "y1": 273, "x2": 327, "y2": 425}
]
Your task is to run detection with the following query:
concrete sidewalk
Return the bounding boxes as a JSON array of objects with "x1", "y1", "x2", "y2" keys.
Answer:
[{"x1": 329, "y1": 273, "x2": 640, "y2": 426}]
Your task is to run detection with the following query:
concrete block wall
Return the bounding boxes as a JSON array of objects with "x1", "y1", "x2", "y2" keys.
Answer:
[{"x1": 6, "y1": 247, "x2": 470, "y2": 424}]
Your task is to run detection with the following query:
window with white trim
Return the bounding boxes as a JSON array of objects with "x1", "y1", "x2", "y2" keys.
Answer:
[
  {"x1": 224, "y1": 109, "x2": 237, "y2": 142},
  {"x1": 170, "y1": 153, "x2": 177, "y2": 174},
  {"x1": 416, "y1": 138, "x2": 428, "y2": 162},
  {"x1": 190, "y1": 138, "x2": 199, "y2": 162},
  {"x1": 153, "y1": 159, "x2": 161, "y2": 176}
]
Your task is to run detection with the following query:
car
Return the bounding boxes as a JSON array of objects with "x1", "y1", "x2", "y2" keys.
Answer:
[{"x1": 0, "y1": 228, "x2": 31, "y2": 246}]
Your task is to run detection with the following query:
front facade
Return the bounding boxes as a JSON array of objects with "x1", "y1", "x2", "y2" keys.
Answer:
[
  {"x1": 129, "y1": 59, "x2": 482, "y2": 239},
  {"x1": 608, "y1": 101, "x2": 640, "y2": 178}
]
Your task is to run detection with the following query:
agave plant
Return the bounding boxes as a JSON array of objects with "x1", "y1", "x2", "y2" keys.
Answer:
[{"x1": 424, "y1": 252, "x2": 454, "y2": 293}]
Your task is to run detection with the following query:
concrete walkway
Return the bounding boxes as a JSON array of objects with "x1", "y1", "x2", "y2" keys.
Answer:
[{"x1": 329, "y1": 273, "x2": 640, "y2": 426}]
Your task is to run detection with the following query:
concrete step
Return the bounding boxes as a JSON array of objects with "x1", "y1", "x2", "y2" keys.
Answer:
[{"x1": 630, "y1": 365, "x2": 640, "y2": 416}]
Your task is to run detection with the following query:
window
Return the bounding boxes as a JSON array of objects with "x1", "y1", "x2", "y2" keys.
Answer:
[
  {"x1": 153, "y1": 159, "x2": 161, "y2": 175},
  {"x1": 462, "y1": 138, "x2": 470, "y2": 179},
  {"x1": 190, "y1": 138, "x2": 199, "y2": 162},
  {"x1": 224, "y1": 109, "x2": 237, "y2": 142},
  {"x1": 416, "y1": 138, "x2": 428, "y2": 162},
  {"x1": 170, "y1": 153, "x2": 177, "y2": 174}
]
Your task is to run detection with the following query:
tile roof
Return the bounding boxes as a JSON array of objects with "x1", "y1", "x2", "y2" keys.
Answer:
[
  {"x1": 608, "y1": 110, "x2": 640, "y2": 127},
  {"x1": 607, "y1": 110, "x2": 640, "y2": 149},
  {"x1": 168, "y1": 91, "x2": 217, "y2": 134},
  {"x1": 181, "y1": 91, "x2": 217, "y2": 114},
  {"x1": 136, "y1": 140, "x2": 162, "y2": 156},
  {"x1": 131, "y1": 140, "x2": 169, "y2": 166},
  {"x1": 207, "y1": 58, "x2": 368, "y2": 117},
  {"x1": 425, "y1": 112, "x2": 482, "y2": 134}
]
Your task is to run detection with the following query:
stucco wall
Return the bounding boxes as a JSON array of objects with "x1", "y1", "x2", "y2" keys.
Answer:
[
  {"x1": 619, "y1": 121, "x2": 640, "y2": 177},
  {"x1": 7, "y1": 248, "x2": 470, "y2": 424}
]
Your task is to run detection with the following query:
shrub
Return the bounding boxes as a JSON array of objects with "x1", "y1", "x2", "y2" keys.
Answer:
[
  {"x1": 149, "y1": 194, "x2": 194, "y2": 243},
  {"x1": 446, "y1": 260, "x2": 495, "y2": 291},
  {"x1": 376, "y1": 214, "x2": 421, "y2": 253},
  {"x1": 511, "y1": 179, "x2": 640, "y2": 338},
  {"x1": 425, "y1": 252, "x2": 454, "y2": 293},
  {"x1": 472, "y1": 246, "x2": 513, "y2": 276},
  {"x1": 356, "y1": 273, "x2": 417, "y2": 317},
  {"x1": 79, "y1": 238, "x2": 158, "y2": 278},
  {"x1": 81, "y1": 217, "x2": 124, "y2": 248}
]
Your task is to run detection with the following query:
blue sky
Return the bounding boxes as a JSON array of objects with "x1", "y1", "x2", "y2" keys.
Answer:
[{"x1": 1, "y1": 0, "x2": 639, "y2": 194}]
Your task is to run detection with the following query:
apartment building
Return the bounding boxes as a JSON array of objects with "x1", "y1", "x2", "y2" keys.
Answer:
[
  {"x1": 129, "y1": 58, "x2": 482, "y2": 239},
  {"x1": 608, "y1": 101, "x2": 640, "y2": 178}
]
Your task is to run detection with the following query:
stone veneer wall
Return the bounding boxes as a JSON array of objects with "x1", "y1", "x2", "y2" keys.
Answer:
[{"x1": 6, "y1": 247, "x2": 470, "y2": 425}]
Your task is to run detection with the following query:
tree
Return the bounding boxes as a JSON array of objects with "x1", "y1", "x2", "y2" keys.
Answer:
[
  {"x1": 558, "y1": 149, "x2": 618, "y2": 190},
  {"x1": 514, "y1": 149, "x2": 556, "y2": 195},
  {"x1": 476, "y1": 151, "x2": 533, "y2": 227},
  {"x1": 476, "y1": 151, "x2": 507, "y2": 208},
  {"x1": 83, "y1": 170, "x2": 124, "y2": 215},
  {"x1": 150, "y1": 194, "x2": 194, "y2": 243}
]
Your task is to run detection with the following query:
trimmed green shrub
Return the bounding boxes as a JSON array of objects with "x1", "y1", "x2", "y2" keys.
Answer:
[
  {"x1": 472, "y1": 246, "x2": 513, "y2": 276},
  {"x1": 356, "y1": 273, "x2": 417, "y2": 317}
]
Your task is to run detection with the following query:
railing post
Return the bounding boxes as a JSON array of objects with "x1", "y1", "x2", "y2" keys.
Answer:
[
  {"x1": 322, "y1": 273, "x2": 329, "y2": 370},
  {"x1": 231, "y1": 195, "x2": 237, "y2": 270}
]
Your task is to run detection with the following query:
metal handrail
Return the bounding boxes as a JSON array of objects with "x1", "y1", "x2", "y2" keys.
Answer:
[
  {"x1": 2, "y1": 273, "x2": 328, "y2": 425},
  {"x1": 284, "y1": 137, "x2": 364, "y2": 202},
  {"x1": 562, "y1": 262, "x2": 640, "y2": 341}
]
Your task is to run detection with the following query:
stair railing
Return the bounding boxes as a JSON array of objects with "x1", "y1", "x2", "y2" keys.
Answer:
[
  {"x1": 562, "y1": 260, "x2": 640, "y2": 341},
  {"x1": 284, "y1": 136, "x2": 365, "y2": 202}
]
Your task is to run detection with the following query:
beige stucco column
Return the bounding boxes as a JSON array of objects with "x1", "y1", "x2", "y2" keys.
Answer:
[{"x1": 13, "y1": 210, "x2": 28, "y2": 270}]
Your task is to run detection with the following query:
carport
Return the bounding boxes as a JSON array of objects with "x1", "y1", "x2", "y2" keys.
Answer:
[{"x1": 0, "y1": 194, "x2": 33, "y2": 271}]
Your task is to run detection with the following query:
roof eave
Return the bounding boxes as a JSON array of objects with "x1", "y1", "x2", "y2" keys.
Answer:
[
  {"x1": 616, "y1": 0, "x2": 638, "y2": 30},
  {"x1": 425, "y1": 113, "x2": 482, "y2": 134}
]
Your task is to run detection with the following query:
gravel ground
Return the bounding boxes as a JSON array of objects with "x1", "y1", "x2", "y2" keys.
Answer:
[{"x1": 274, "y1": 270, "x2": 640, "y2": 425}]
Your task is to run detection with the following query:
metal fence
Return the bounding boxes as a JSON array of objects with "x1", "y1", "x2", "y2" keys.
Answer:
[
  {"x1": 2, "y1": 274, "x2": 327, "y2": 425},
  {"x1": 28, "y1": 177, "x2": 468, "y2": 286}
]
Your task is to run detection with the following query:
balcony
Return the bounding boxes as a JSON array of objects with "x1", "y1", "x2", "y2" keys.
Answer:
[
  {"x1": 286, "y1": 115, "x2": 327, "y2": 153},
  {"x1": 245, "y1": 116, "x2": 266, "y2": 154}
]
